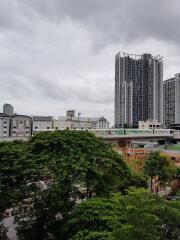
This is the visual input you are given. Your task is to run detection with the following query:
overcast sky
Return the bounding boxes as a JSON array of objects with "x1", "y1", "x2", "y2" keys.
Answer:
[{"x1": 0, "y1": 0, "x2": 180, "y2": 124}]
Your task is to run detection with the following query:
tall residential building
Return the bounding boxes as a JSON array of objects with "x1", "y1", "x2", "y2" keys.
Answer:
[
  {"x1": 115, "y1": 52, "x2": 163, "y2": 127},
  {"x1": 3, "y1": 103, "x2": 14, "y2": 116},
  {"x1": 163, "y1": 73, "x2": 180, "y2": 125}
]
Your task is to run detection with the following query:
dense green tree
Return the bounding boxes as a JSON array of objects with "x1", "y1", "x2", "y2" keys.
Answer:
[
  {"x1": 0, "y1": 141, "x2": 29, "y2": 214},
  {"x1": 144, "y1": 151, "x2": 176, "y2": 193},
  {"x1": 1, "y1": 132, "x2": 179, "y2": 240},
  {"x1": 0, "y1": 131, "x2": 131, "y2": 239},
  {"x1": 158, "y1": 200, "x2": 180, "y2": 240},
  {"x1": 65, "y1": 197, "x2": 118, "y2": 240},
  {"x1": 65, "y1": 188, "x2": 180, "y2": 240},
  {"x1": 128, "y1": 172, "x2": 148, "y2": 188},
  {"x1": 30, "y1": 130, "x2": 131, "y2": 196},
  {"x1": 0, "y1": 222, "x2": 8, "y2": 240}
]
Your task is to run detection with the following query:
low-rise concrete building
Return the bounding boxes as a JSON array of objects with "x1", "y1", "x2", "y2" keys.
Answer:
[
  {"x1": 139, "y1": 120, "x2": 162, "y2": 129},
  {"x1": 53, "y1": 112, "x2": 110, "y2": 130},
  {"x1": 32, "y1": 116, "x2": 53, "y2": 133},
  {"x1": 0, "y1": 113, "x2": 10, "y2": 137},
  {"x1": 10, "y1": 115, "x2": 32, "y2": 137}
]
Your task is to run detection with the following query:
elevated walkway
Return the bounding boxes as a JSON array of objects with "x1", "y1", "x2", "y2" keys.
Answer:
[{"x1": 90, "y1": 129, "x2": 173, "y2": 140}]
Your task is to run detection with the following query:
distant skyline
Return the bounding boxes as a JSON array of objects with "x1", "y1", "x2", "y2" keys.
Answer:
[{"x1": 0, "y1": 0, "x2": 180, "y2": 123}]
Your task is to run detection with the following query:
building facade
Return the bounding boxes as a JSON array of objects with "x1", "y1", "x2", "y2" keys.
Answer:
[
  {"x1": 115, "y1": 52, "x2": 163, "y2": 128},
  {"x1": 53, "y1": 111, "x2": 110, "y2": 130},
  {"x1": 10, "y1": 115, "x2": 32, "y2": 137},
  {"x1": 138, "y1": 120, "x2": 162, "y2": 129},
  {"x1": 66, "y1": 110, "x2": 75, "y2": 118},
  {"x1": 0, "y1": 113, "x2": 10, "y2": 137},
  {"x1": 163, "y1": 73, "x2": 180, "y2": 125},
  {"x1": 3, "y1": 103, "x2": 14, "y2": 116},
  {"x1": 32, "y1": 116, "x2": 53, "y2": 133}
]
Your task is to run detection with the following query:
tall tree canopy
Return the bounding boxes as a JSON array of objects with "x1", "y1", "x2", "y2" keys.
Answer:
[
  {"x1": 144, "y1": 151, "x2": 177, "y2": 193},
  {"x1": 1, "y1": 131, "x2": 179, "y2": 240},
  {"x1": 65, "y1": 188, "x2": 180, "y2": 240},
  {"x1": 0, "y1": 130, "x2": 131, "y2": 239}
]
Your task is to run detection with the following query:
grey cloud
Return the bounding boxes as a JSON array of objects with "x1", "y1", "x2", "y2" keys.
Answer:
[
  {"x1": 1, "y1": 73, "x2": 113, "y2": 105},
  {"x1": 31, "y1": 75, "x2": 113, "y2": 104},
  {"x1": 1, "y1": 0, "x2": 180, "y2": 49},
  {"x1": 0, "y1": 0, "x2": 35, "y2": 34},
  {"x1": 0, "y1": 73, "x2": 32, "y2": 98},
  {"x1": 0, "y1": 0, "x2": 180, "y2": 123},
  {"x1": 21, "y1": 0, "x2": 180, "y2": 49}
]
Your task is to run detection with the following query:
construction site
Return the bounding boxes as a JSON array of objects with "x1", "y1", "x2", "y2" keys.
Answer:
[{"x1": 114, "y1": 146, "x2": 180, "y2": 173}]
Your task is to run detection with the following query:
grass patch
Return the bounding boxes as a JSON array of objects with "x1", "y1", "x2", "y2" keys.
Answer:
[{"x1": 166, "y1": 145, "x2": 180, "y2": 151}]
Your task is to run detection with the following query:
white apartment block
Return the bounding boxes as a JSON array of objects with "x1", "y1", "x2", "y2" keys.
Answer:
[
  {"x1": 0, "y1": 113, "x2": 10, "y2": 137},
  {"x1": 53, "y1": 115, "x2": 110, "y2": 130},
  {"x1": 11, "y1": 115, "x2": 32, "y2": 137},
  {"x1": 32, "y1": 116, "x2": 53, "y2": 133}
]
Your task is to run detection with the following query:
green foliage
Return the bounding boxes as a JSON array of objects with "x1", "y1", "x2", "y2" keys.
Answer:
[
  {"x1": 71, "y1": 230, "x2": 113, "y2": 240},
  {"x1": 165, "y1": 144, "x2": 180, "y2": 151},
  {"x1": 0, "y1": 131, "x2": 130, "y2": 239},
  {"x1": 0, "y1": 141, "x2": 30, "y2": 213},
  {"x1": 1, "y1": 132, "x2": 179, "y2": 240},
  {"x1": 128, "y1": 172, "x2": 148, "y2": 188},
  {"x1": 144, "y1": 152, "x2": 169, "y2": 178},
  {"x1": 144, "y1": 151, "x2": 177, "y2": 192},
  {"x1": 30, "y1": 130, "x2": 130, "y2": 197},
  {"x1": 0, "y1": 222, "x2": 8, "y2": 240},
  {"x1": 113, "y1": 188, "x2": 161, "y2": 240},
  {"x1": 66, "y1": 197, "x2": 119, "y2": 239},
  {"x1": 157, "y1": 200, "x2": 180, "y2": 240},
  {"x1": 65, "y1": 188, "x2": 180, "y2": 240}
]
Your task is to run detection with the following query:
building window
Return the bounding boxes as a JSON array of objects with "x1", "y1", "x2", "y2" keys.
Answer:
[
  {"x1": 47, "y1": 127, "x2": 50, "y2": 129},
  {"x1": 13, "y1": 131, "x2": 16, "y2": 134},
  {"x1": 3, "y1": 131, "x2": 6, "y2": 134},
  {"x1": 35, "y1": 127, "x2": 38, "y2": 129}
]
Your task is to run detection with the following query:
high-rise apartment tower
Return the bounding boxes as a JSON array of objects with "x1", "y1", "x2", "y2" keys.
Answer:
[
  {"x1": 115, "y1": 52, "x2": 163, "y2": 127},
  {"x1": 3, "y1": 103, "x2": 14, "y2": 116},
  {"x1": 163, "y1": 73, "x2": 180, "y2": 125}
]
